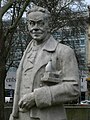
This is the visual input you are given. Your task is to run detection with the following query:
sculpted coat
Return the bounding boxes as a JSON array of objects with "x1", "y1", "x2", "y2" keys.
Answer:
[{"x1": 11, "y1": 35, "x2": 80, "y2": 120}]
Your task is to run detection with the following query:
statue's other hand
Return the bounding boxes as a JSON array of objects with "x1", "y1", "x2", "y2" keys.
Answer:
[{"x1": 18, "y1": 92, "x2": 35, "y2": 110}]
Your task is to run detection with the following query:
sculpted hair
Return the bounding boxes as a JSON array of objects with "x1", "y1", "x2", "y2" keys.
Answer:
[{"x1": 26, "y1": 6, "x2": 51, "y2": 21}]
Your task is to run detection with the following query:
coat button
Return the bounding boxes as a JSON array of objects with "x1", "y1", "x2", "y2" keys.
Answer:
[{"x1": 40, "y1": 83, "x2": 43, "y2": 87}]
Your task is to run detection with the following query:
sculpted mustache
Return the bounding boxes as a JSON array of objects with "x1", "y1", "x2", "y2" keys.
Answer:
[{"x1": 30, "y1": 29, "x2": 44, "y2": 33}]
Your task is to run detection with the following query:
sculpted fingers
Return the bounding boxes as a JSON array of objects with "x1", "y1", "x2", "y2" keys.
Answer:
[
  {"x1": 23, "y1": 102, "x2": 31, "y2": 110},
  {"x1": 18, "y1": 93, "x2": 35, "y2": 110},
  {"x1": 21, "y1": 101, "x2": 27, "y2": 108},
  {"x1": 22, "y1": 100, "x2": 33, "y2": 109},
  {"x1": 18, "y1": 99, "x2": 23, "y2": 108},
  {"x1": 18, "y1": 99, "x2": 30, "y2": 109},
  {"x1": 18, "y1": 95, "x2": 27, "y2": 108}
]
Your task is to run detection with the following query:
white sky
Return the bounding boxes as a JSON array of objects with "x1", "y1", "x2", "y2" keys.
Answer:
[{"x1": 85, "y1": 0, "x2": 90, "y2": 5}]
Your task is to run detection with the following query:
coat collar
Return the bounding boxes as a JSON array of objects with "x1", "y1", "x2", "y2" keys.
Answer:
[
  {"x1": 42, "y1": 35, "x2": 58, "y2": 52},
  {"x1": 22, "y1": 35, "x2": 59, "y2": 73},
  {"x1": 32, "y1": 36, "x2": 59, "y2": 81},
  {"x1": 29, "y1": 35, "x2": 58, "y2": 53}
]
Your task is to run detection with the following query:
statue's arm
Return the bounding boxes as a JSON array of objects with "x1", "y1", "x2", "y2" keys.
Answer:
[{"x1": 34, "y1": 47, "x2": 80, "y2": 108}]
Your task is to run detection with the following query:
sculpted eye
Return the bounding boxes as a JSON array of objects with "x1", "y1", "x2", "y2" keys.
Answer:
[
  {"x1": 39, "y1": 21, "x2": 45, "y2": 26},
  {"x1": 29, "y1": 21, "x2": 35, "y2": 26}
]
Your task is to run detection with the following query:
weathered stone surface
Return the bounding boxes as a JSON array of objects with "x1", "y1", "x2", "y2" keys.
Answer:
[{"x1": 9, "y1": 6, "x2": 80, "y2": 120}]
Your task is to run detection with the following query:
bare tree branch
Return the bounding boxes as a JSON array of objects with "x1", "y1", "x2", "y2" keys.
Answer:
[
  {"x1": 0, "y1": 0, "x2": 13, "y2": 18},
  {"x1": 5, "y1": 1, "x2": 30, "y2": 39}
]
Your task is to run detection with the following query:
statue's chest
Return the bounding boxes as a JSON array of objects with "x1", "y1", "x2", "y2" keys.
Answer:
[
  {"x1": 19, "y1": 50, "x2": 37, "y2": 97},
  {"x1": 19, "y1": 49, "x2": 58, "y2": 98}
]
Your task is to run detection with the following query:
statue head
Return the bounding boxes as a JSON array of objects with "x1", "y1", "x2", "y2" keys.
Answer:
[{"x1": 27, "y1": 6, "x2": 51, "y2": 44}]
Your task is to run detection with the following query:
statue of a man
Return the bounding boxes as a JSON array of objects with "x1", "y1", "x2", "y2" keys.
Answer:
[{"x1": 10, "y1": 6, "x2": 80, "y2": 120}]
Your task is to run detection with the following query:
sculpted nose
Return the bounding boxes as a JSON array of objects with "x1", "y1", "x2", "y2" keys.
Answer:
[
  {"x1": 32, "y1": 24, "x2": 39, "y2": 32},
  {"x1": 33, "y1": 23, "x2": 38, "y2": 29}
]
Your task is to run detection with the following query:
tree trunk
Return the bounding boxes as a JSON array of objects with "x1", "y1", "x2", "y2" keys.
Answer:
[
  {"x1": 0, "y1": 62, "x2": 6, "y2": 120},
  {"x1": 0, "y1": 25, "x2": 6, "y2": 120},
  {"x1": 0, "y1": 51, "x2": 6, "y2": 120}
]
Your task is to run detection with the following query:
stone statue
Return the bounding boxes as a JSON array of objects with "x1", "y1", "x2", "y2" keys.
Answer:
[{"x1": 9, "y1": 6, "x2": 80, "y2": 120}]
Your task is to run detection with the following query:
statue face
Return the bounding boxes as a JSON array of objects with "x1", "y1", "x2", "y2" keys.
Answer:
[{"x1": 27, "y1": 11, "x2": 50, "y2": 43}]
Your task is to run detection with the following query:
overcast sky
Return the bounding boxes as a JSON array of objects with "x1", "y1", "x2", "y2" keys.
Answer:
[{"x1": 85, "y1": 0, "x2": 90, "y2": 5}]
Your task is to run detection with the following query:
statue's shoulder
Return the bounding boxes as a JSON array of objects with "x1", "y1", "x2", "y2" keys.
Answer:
[
  {"x1": 58, "y1": 41, "x2": 73, "y2": 50},
  {"x1": 57, "y1": 41, "x2": 74, "y2": 56}
]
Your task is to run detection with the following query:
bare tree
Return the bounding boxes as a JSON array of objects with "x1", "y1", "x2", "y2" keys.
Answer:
[
  {"x1": 0, "y1": 1, "x2": 31, "y2": 120},
  {"x1": 6, "y1": 18, "x2": 31, "y2": 70},
  {"x1": 31, "y1": 0, "x2": 87, "y2": 32}
]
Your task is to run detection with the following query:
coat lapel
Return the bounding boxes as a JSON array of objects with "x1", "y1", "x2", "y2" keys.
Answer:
[
  {"x1": 33, "y1": 36, "x2": 58, "y2": 77},
  {"x1": 12, "y1": 40, "x2": 33, "y2": 118}
]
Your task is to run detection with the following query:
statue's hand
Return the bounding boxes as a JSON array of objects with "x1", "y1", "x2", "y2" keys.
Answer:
[{"x1": 18, "y1": 92, "x2": 35, "y2": 111}]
